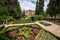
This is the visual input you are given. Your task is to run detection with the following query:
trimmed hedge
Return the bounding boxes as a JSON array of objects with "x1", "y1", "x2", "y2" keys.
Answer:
[
  {"x1": 31, "y1": 15, "x2": 45, "y2": 21},
  {"x1": 0, "y1": 16, "x2": 14, "y2": 24}
]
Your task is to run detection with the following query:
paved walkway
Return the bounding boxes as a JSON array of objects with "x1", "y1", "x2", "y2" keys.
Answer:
[{"x1": 35, "y1": 20, "x2": 60, "y2": 38}]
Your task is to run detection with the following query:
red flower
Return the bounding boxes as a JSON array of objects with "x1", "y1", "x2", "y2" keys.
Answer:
[
  {"x1": 28, "y1": 35, "x2": 34, "y2": 40},
  {"x1": 32, "y1": 28, "x2": 40, "y2": 36},
  {"x1": 8, "y1": 30, "x2": 18, "y2": 38}
]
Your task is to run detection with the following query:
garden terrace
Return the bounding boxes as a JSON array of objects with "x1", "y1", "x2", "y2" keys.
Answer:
[
  {"x1": 0, "y1": 23, "x2": 60, "y2": 40},
  {"x1": 4, "y1": 24, "x2": 41, "y2": 40}
]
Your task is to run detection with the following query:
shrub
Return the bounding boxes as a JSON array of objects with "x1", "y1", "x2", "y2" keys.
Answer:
[
  {"x1": 0, "y1": 16, "x2": 14, "y2": 24},
  {"x1": 58, "y1": 14, "x2": 60, "y2": 18},
  {"x1": 13, "y1": 18, "x2": 25, "y2": 24},
  {"x1": 31, "y1": 15, "x2": 44, "y2": 21},
  {"x1": 6, "y1": 16, "x2": 15, "y2": 22},
  {"x1": 39, "y1": 15, "x2": 45, "y2": 20}
]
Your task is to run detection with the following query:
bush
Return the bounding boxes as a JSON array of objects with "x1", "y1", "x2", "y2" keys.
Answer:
[
  {"x1": 31, "y1": 15, "x2": 44, "y2": 21},
  {"x1": 0, "y1": 16, "x2": 14, "y2": 24},
  {"x1": 13, "y1": 18, "x2": 25, "y2": 24},
  {"x1": 6, "y1": 16, "x2": 15, "y2": 22},
  {"x1": 58, "y1": 14, "x2": 60, "y2": 18}
]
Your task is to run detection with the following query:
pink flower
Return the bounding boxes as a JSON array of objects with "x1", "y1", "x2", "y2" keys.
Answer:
[
  {"x1": 8, "y1": 30, "x2": 18, "y2": 38},
  {"x1": 28, "y1": 35, "x2": 34, "y2": 40},
  {"x1": 32, "y1": 28, "x2": 40, "y2": 36}
]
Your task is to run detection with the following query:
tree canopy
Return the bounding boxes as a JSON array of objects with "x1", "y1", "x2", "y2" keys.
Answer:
[
  {"x1": 46, "y1": 0, "x2": 60, "y2": 18},
  {"x1": 35, "y1": 0, "x2": 44, "y2": 15},
  {"x1": 0, "y1": 0, "x2": 22, "y2": 24}
]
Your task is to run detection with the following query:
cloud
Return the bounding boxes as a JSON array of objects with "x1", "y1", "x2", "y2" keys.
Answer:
[
  {"x1": 18, "y1": 0, "x2": 49, "y2": 11},
  {"x1": 18, "y1": 0, "x2": 36, "y2": 11},
  {"x1": 44, "y1": 0, "x2": 50, "y2": 11}
]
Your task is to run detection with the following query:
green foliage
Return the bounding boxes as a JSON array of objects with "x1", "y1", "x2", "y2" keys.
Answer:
[
  {"x1": 0, "y1": 16, "x2": 14, "y2": 24},
  {"x1": 13, "y1": 18, "x2": 25, "y2": 23},
  {"x1": 31, "y1": 15, "x2": 44, "y2": 21},
  {"x1": 0, "y1": 27, "x2": 13, "y2": 40},
  {"x1": 22, "y1": 10, "x2": 25, "y2": 18},
  {"x1": 13, "y1": 18, "x2": 33, "y2": 24},
  {"x1": 0, "y1": 24, "x2": 40, "y2": 40},
  {"x1": 6, "y1": 16, "x2": 15, "y2": 21},
  {"x1": 58, "y1": 14, "x2": 60, "y2": 18},
  {"x1": 35, "y1": 0, "x2": 44, "y2": 15},
  {"x1": 0, "y1": 5, "x2": 8, "y2": 15},
  {"x1": 39, "y1": 15, "x2": 44, "y2": 19},
  {"x1": 0, "y1": 0, "x2": 22, "y2": 24},
  {"x1": 0, "y1": 34, "x2": 11, "y2": 40},
  {"x1": 18, "y1": 28, "x2": 32, "y2": 38},
  {"x1": 46, "y1": 0, "x2": 60, "y2": 18},
  {"x1": 8, "y1": 0, "x2": 22, "y2": 18},
  {"x1": 0, "y1": 0, "x2": 22, "y2": 19},
  {"x1": 41, "y1": 12, "x2": 47, "y2": 17}
]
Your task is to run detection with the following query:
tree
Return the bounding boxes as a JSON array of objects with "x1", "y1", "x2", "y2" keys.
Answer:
[
  {"x1": 22, "y1": 10, "x2": 25, "y2": 17},
  {"x1": 56, "y1": 0, "x2": 60, "y2": 15},
  {"x1": 0, "y1": 0, "x2": 22, "y2": 24},
  {"x1": 5, "y1": 0, "x2": 22, "y2": 19},
  {"x1": 0, "y1": 5, "x2": 8, "y2": 16},
  {"x1": 35, "y1": 0, "x2": 44, "y2": 15},
  {"x1": 46, "y1": 0, "x2": 60, "y2": 18}
]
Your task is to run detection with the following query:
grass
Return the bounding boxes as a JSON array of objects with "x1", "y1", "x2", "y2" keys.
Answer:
[{"x1": 13, "y1": 18, "x2": 33, "y2": 24}]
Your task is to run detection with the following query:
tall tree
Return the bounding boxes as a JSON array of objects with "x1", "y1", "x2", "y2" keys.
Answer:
[
  {"x1": 22, "y1": 10, "x2": 25, "y2": 17},
  {"x1": 35, "y1": 0, "x2": 44, "y2": 15},
  {"x1": 56, "y1": 0, "x2": 60, "y2": 15},
  {"x1": 46, "y1": 0, "x2": 60, "y2": 18},
  {"x1": 5, "y1": 0, "x2": 22, "y2": 19},
  {"x1": 0, "y1": 0, "x2": 22, "y2": 24}
]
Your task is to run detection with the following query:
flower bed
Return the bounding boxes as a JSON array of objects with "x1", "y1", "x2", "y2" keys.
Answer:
[{"x1": 0, "y1": 24, "x2": 41, "y2": 40}]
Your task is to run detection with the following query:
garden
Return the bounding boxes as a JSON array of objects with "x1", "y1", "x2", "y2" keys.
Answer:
[
  {"x1": 0, "y1": 24, "x2": 59, "y2": 40},
  {"x1": 0, "y1": 24, "x2": 41, "y2": 40},
  {"x1": 0, "y1": 0, "x2": 60, "y2": 40}
]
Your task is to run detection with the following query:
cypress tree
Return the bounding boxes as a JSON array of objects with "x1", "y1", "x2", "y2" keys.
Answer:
[
  {"x1": 35, "y1": 0, "x2": 44, "y2": 15},
  {"x1": 5, "y1": 0, "x2": 22, "y2": 19},
  {"x1": 56, "y1": 0, "x2": 60, "y2": 15},
  {"x1": 22, "y1": 10, "x2": 25, "y2": 17},
  {"x1": 0, "y1": 0, "x2": 22, "y2": 18},
  {"x1": 46, "y1": 0, "x2": 57, "y2": 18},
  {"x1": 0, "y1": 0, "x2": 22, "y2": 24}
]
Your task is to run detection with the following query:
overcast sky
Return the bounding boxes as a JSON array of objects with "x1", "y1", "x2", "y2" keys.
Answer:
[{"x1": 18, "y1": 0, "x2": 49, "y2": 11}]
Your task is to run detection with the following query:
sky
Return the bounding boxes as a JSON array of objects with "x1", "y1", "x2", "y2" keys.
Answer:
[{"x1": 18, "y1": 0, "x2": 49, "y2": 11}]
